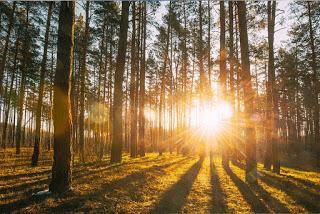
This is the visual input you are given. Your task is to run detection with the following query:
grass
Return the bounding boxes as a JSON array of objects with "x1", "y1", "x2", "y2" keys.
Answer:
[{"x1": 0, "y1": 148, "x2": 319, "y2": 213}]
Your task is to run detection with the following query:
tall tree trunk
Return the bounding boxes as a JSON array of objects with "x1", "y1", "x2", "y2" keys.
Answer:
[
  {"x1": 79, "y1": 1, "x2": 90, "y2": 162},
  {"x1": 265, "y1": 0, "x2": 276, "y2": 170},
  {"x1": 139, "y1": 1, "x2": 147, "y2": 156},
  {"x1": 270, "y1": 1, "x2": 280, "y2": 173},
  {"x1": 220, "y1": 1, "x2": 228, "y2": 166},
  {"x1": 49, "y1": 1, "x2": 74, "y2": 193},
  {"x1": 130, "y1": 2, "x2": 138, "y2": 158},
  {"x1": 0, "y1": 2, "x2": 15, "y2": 92},
  {"x1": 237, "y1": 1, "x2": 257, "y2": 184},
  {"x1": 307, "y1": 1, "x2": 320, "y2": 167},
  {"x1": 229, "y1": 1, "x2": 236, "y2": 163},
  {"x1": 1, "y1": 36, "x2": 18, "y2": 149},
  {"x1": 97, "y1": 12, "x2": 106, "y2": 160},
  {"x1": 16, "y1": 3, "x2": 30, "y2": 155},
  {"x1": 159, "y1": 1, "x2": 171, "y2": 156},
  {"x1": 32, "y1": 1, "x2": 53, "y2": 166},
  {"x1": 198, "y1": 1, "x2": 205, "y2": 103},
  {"x1": 207, "y1": 0, "x2": 211, "y2": 89},
  {"x1": 110, "y1": 1, "x2": 130, "y2": 163}
]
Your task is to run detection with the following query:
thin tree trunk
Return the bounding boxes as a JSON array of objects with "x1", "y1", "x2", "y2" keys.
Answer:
[
  {"x1": 139, "y1": 1, "x2": 146, "y2": 156},
  {"x1": 130, "y1": 2, "x2": 138, "y2": 158},
  {"x1": 1, "y1": 36, "x2": 18, "y2": 149},
  {"x1": 307, "y1": 1, "x2": 320, "y2": 167},
  {"x1": 220, "y1": 1, "x2": 228, "y2": 166},
  {"x1": 79, "y1": 1, "x2": 90, "y2": 162},
  {"x1": 0, "y1": 2, "x2": 16, "y2": 92},
  {"x1": 159, "y1": 1, "x2": 171, "y2": 156},
  {"x1": 16, "y1": 3, "x2": 30, "y2": 155},
  {"x1": 32, "y1": 1, "x2": 53, "y2": 166}
]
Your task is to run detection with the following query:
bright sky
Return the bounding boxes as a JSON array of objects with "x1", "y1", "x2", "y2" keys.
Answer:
[{"x1": 76, "y1": 1, "x2": 293, "y2": 48}]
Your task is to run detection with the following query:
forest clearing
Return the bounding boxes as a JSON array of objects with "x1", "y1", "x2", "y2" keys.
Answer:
[{"x1": 0, "y1": 1, "x2": 320, "y2": 213}]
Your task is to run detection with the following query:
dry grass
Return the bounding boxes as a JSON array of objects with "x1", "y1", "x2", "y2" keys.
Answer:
[{"x1": 0, "y1": 148, "x2": 319, "y2": 213}]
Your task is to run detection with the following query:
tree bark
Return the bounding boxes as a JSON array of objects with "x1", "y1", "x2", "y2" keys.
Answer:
[
  {"x1": 110, "y1": 1, "x2": 130, "y2": 163},
  {"x1": 237, "y1": 1, "x2": 257, "y2": 184},
  {"x1": 49, "y1": 1, "x2": 74, "y2": 193}
]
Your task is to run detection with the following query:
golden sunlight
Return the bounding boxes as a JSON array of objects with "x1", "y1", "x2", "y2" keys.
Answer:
[{"x1": 196, "y1": 101, "x2": 233, "y2": 133}]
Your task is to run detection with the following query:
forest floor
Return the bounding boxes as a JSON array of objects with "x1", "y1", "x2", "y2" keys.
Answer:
[{"x1": 0, "y1": 148, "x2": 320, "y2": 213}]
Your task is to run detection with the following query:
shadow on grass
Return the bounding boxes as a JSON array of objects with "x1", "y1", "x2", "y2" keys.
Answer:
[
  {"x1": 223, "y1": 164, "x2": 269, "y2": 213},
  {"x1": 283, "y1": 174, "x2": 320, "y2": 193},
  {"x1": 0, "y1": 156, "x2": 190, "y2": 212},
  {"x1": 0, "y1": 192, "x2": 50, "y2": 212},
  {"x1": 228, "y1": 163, "x2": 292, "y2": 212},
  {"x1": 0, "y1": 156, "x2": 167, "y2": 195},
  {"x1": 150, "y1": 158, "x2": 204, "y2": 214},
  {"x1": 210, "y1": 158, "x2": 227, "y2": 213},
  {"x1": 259, "y1": 171, "x2": 320, "y2": 212},
  {"x1": 46, "y1": 157, "x2": 192, "y2": 213}
]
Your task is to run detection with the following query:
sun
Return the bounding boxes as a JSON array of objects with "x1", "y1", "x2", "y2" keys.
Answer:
[{"x1": 198, "y1": 101, "x2": 233, "y2": 133}]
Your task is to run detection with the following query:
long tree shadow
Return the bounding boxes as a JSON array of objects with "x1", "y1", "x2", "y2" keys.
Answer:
[
  {"x1": 259, "y1": 171, "x2": 320, "y2": 212},
  {"x1": 230, "y1": 163, "x2": 291, "y2": 212},
  {"x1": 0, "y1": 156, "x2": 190, "y2": 212},
  {"x1": 46, "y1": 157, "x2": 193, "y2": 213},
  {"x1": 150, "y1": 158, "x2": 204, "y2": 214},
  {"x1": 0, "y1": 156, "x2": 174, "y2": 195},
  {"x1": 249, "y1": 182, "x2": 291, "y2": 213},
  {"x1": 223, "y1": 164, "x2": 269, "y2": 213},
  {"x1": 282, "y1": 174, "x2": 320, "y2": 193},
  {"x1": 210, "y1": 158, "x2": 227, "y2": 213}
]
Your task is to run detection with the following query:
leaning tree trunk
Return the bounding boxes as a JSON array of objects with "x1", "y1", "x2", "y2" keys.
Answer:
[
  {"x1": 110, "y1": 1, "x2": 130, "y2": 163},
  {"x1": 32, "y1": 1, "x2": 53, "y2": 166},
  {"x1": 237, "y1": 1, "x2": 257, "y2": 184},
  {"x1": 49, "y1": 1, "x2": 75, "y2": 193}
]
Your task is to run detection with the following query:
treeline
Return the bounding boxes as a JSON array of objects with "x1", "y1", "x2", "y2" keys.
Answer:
[{"x1": 0, "y1": 1, "x2": 319, "y2": 192}]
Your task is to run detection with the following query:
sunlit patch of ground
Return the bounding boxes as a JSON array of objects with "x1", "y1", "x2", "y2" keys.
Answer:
[{"x1": 0, "y1": 148, "x2": 319, "y2": 213}]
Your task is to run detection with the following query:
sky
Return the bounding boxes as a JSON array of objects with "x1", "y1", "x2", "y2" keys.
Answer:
[{"x1": 76, "y1": 1, "x2": 294, "y2": 48}]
